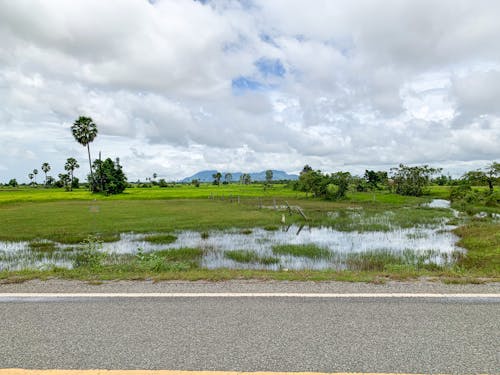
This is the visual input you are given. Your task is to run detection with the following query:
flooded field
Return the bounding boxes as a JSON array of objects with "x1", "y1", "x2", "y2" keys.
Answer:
[{"x1": 0, "y1": 200, "x2": 465, "y2": 271}]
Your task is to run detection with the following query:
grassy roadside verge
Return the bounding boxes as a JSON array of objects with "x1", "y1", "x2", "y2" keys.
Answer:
[{"x1": 1, "y1": 266, "x2": 497, "y2": 284}]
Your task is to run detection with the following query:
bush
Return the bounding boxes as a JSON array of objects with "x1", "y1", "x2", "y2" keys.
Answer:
[
  {"x1": 73, "y1": 235, "x2": 105, "y2": 270},
  {"x1": 91, "y1": 157, "x2": 127, "y2": 195}
]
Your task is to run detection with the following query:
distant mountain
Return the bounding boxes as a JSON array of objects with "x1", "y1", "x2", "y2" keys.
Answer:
[{"x1": 181, "y1": 170, "x2": 298, "y2": 183}]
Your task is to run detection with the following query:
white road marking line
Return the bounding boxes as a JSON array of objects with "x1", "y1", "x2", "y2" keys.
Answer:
[
  {"x1": 0, "y1": 370, "x2": 468, "y2": 375},
  {"x1": 0, "y1": 292, "x2": 499, "y2": 299}
]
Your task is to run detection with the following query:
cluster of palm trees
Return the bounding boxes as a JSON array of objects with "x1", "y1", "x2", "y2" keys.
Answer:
[
  {"x1": 28, "y1": 158, "x2": 80, "y2": 190},
  {"x1": 23, "y1": 116, "x2": 97, "y2": 190}
]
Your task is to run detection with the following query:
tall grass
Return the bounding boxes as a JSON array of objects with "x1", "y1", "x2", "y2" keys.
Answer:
[
  {"x1": 225, "y1": 250, "x2": 279, "y2": 265},
  {"x1": 272, "y1": 244, "x2": 331, "y2": 259}
]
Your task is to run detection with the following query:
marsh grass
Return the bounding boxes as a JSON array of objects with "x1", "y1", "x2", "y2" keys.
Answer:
[
  {"x1": 454, "y1": 222, "x2": 500, "y2": 274},
  {"x1": 225, "y1": 250, "x2": 279, "y2": 265},
  {"x1": 264, "y1": 225, "x2": 279, "y2": 231},
  {"x1": 143, "y1": 234, "x2": 177, "y2": 244},
  {"x1": 344, "y1": 249, "x2": 444, "y2": 272},
  {"x1": 155, "y1": 248, "x2": 203, "y2": 263},
  {"x1": 28, "y1": 241, "x2": 57, "y2": 252},
  {"x1": 323, "y1": 207, "x2": 452, "y2": 232},
  {"x1": 272, "y1": 244, "x2": 331, "y2": 259}
]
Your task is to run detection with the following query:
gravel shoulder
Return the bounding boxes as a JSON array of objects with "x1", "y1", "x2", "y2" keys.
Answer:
[{"x1": 1, "y1": 278, "x2": 499, "y2": 294}]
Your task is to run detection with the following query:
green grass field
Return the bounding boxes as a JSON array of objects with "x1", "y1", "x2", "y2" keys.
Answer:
[
  {"x1": 0, "y1": 184, "x2": 304, "y2": 204},
  {"x1": 0, "y1": 184, "x2": 498, "y2": 283}
]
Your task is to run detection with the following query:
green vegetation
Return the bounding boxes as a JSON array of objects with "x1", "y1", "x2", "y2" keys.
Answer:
[
  {"x1": 0, "y1": 184, "x2": 304, "y2": 204},
  {"x1": 272, "y1": 244, "x2": 331, "y2": 259},
  {"x1": 225, "y1": 250, "x2": 279, "y2": 265},
  {"x1": 28, "y1": 241, "x2": 57, "y2": 253},
  {"x1": 134, "y1": 248, "x2": 201, "y2": 272},
  {"x1": 345, "y1": 249, "x2": 447, "y2": 272},
  {"x1": 454, "y1": 222, "x2": 500, "y2": 274},
  {"x1": 143, "y1": 234, "x2": 177, "y2": 244},
  {"x1": 0, "y1": 180, "x2": 498, "y2": 283},
  {"x1": 0, "y1": 199, "x2": 284, "y2": 243}
]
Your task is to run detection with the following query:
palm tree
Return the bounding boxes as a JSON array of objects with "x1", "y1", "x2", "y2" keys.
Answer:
[
  {"x1": 71, "y1": 116, "x2": 98, "y2": 191},
  {"x1": 41, "y1": 162, "x2": 51, "y2": 186},
  {"x1": 28, "y1": 173, "x2": 34, "y2": 185},
  {"x1": 33, "y1": 169, "x2": 38, "y2": 185},
  {"x1": 212, "y1": 172, "x2": 222, "y2": 186},
  {"x1": 64, "y1": 157, "x2": 79, "y2": 191}
]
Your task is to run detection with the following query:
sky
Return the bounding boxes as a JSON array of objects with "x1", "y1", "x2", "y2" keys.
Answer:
[{"x1": 1, "y1": 0, "x2": 499, "y2": 183}]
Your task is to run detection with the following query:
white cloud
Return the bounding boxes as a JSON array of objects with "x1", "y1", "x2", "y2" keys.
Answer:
[{"x1": 0, "y1": 0, "x2": 499, "y2": 183}]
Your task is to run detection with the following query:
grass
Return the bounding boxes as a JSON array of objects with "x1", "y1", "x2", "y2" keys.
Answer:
[
  {"x1": 0, "y1": 184, "x2": 305, "y2": 204},
  {"x1": 0, "y1": 184, "x2": 498, "y2": 283},
  {"x1": 154, "y1": 248, "x2": 204, "y2": 263},
  {"x1": 0, "y1": 199, "x2": 286, "y2": 243},
  {"x1": 344, "y1": 249, "x2": 444, "y2": 272},
  {"x1": 143, "y1": 234, "x2": 177, "y2": 244},
  {"x1": 225, "y1": 250, "x2": 279, "y2": 265},
  {"x1": 272, "y1": 244, "x2": 331, "y2": 259},
  {"x1": 454, "y1": 222, "x2": 500, "y2": 275},
  {"x1": 28, "y1": 241, "x2": 57, "y2": 252}
]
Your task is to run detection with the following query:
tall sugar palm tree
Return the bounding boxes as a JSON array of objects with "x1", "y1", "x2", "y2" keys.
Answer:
[
  {"x1": 64, "y1": 157, "x2": 79, "y2": 191},
  {"x1": 41, "y1": 162, "x2": 51, "y2": 186},
  {"x1": 33, "y1": 169, "x2": 38, "y2": 185},
  {"x1": 71, "y1": 116, "x2": 98, "y2": 191}
]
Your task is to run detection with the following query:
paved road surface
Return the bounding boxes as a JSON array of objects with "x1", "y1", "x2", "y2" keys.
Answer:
[{"x1": 0, "y1": 282, "x2": 498, "y2": 374}]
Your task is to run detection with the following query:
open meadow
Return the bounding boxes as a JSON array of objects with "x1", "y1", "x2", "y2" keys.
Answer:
[{"x1": 0, "y1": 184, "x2": 498, "y2": 283}]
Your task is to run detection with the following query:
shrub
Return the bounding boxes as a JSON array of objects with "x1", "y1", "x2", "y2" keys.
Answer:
[{"x1": 73, "y1": 235, "x2": 105, "y2": 270}]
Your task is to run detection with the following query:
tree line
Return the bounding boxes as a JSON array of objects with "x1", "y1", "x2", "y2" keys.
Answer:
[{"x1": 292, "y1": 162, "x2": 499, "y2": 200}]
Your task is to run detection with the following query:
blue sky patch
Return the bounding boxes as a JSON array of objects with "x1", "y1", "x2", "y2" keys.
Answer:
[
  {"x1": 231, "y1": 76, "x2": 266, "y2": 93},
  {"x1": 255, "y1": 58, "x2": 286, "y2": 77}
]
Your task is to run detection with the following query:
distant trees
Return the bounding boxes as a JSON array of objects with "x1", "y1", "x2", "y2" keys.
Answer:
[
  {"x1": 264, "y1": 170, "x2": 273, "y2": 189},
  {"x1": 57, "y1": 173, "x2": 71, "y2": 190},
  {"x1": 295, "y1": 166, "x2": 351, "y2": 200},
  {"x1": 8, "y1": 178, "x2": 18, "y2": 187},
  {"x1": 71, "y1": 116, "x2": 98, "y2": 191},
  {"x1": 46, "y1": 176, "x2": 55, "y2": 186},
  {"x1": 91, "y1": 158, "x2": 127, "y2": 195},
  {"x1": 28, "y1": 173, "x2": 34, "y2": 185},
  {"x1": 460, "y1": 161, "x2": 499, "y2": 194},
  {"x1": 240, "y1": 173, "x2": 251, "y2": 185},
  {"x1": 390, "y1": 164, "x2": 441, "y2": 196},
  {"x1": 364, "y1": 170, "x2": 388, "y2": 189},
  {"x1": 41, "y1": 162, "x2": 51, "y2": 186},
  {"x1": 64, "y1": 158, "x2": 80, "y2": 191},
  {"x1": 32, "y1": 169, "x2": 38, "y2": 185},
  {"x1": 462, "y1": 161, "x2": 499, "y2": 193},
  {"x1": 212, "y1": 172, "x2": 222, "y2": 186},
  {"x1": 224, "y1": 173, "x2": 232, "y2": 184}
]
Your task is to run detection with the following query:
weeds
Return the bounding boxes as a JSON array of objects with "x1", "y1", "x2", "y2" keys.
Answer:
[
  {"x1": 72, "y1": 235, "x2": 105, "y2": 270},
  {"x1": 225, "y1": 250, "x2": 279, "y2": 265},
  {"x1": 143, "y1": 234, "x2": 177, "y2": 244},
  {"x1": 28, "y1": 241, "x2": 57, "y2": 252},
  {"x1": 135, "y1": 248, "x2": 193, "y2": 272},
  {"x1": 272, "y1": 244, "x2": 331, "y2": 259}
]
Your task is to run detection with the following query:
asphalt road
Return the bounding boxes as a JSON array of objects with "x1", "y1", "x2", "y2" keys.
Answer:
[{"x1": 0, "y1": 289, "x2": 499, "y2": 373}]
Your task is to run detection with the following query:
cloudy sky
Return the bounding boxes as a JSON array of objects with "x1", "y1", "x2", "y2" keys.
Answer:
[{"x1": 1, "y1": 0, "x2": 499, "y2": 182}]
